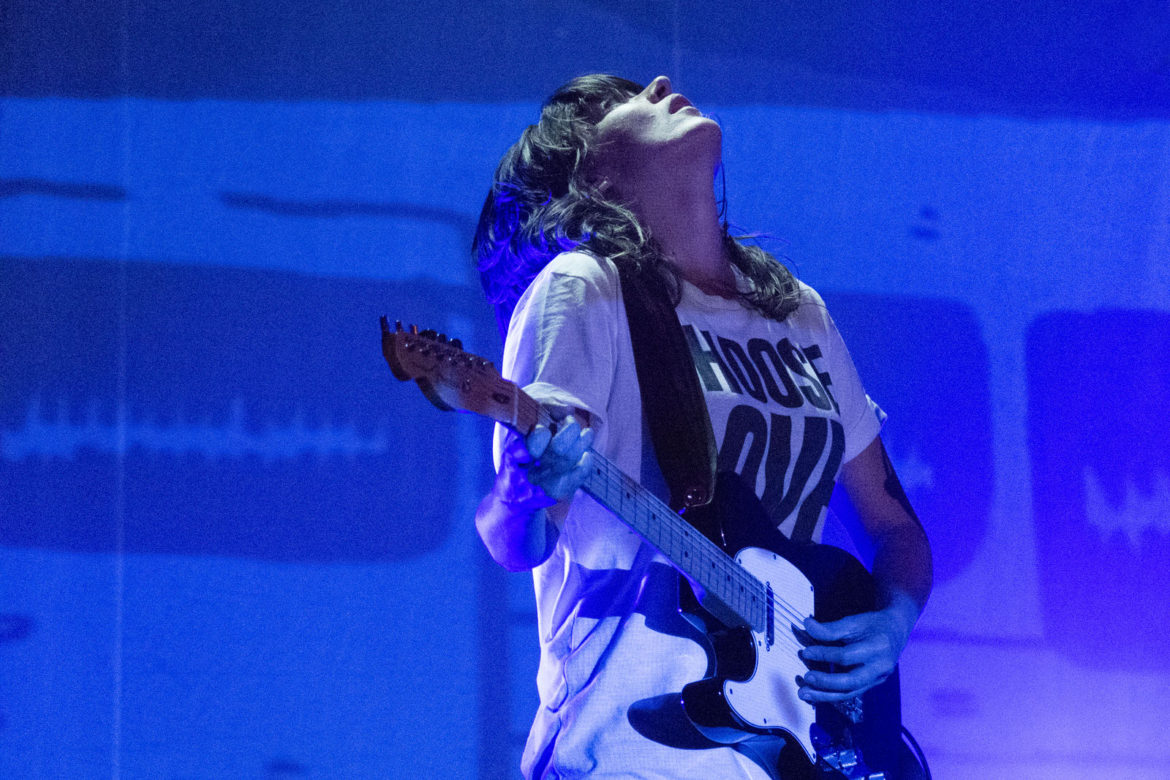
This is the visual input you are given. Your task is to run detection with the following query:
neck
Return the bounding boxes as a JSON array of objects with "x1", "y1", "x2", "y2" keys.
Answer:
[{"x1": 625, "y1": 170, "x2": 732, "y2": 293}]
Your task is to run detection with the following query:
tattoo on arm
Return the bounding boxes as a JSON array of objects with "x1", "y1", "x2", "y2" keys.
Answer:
[{"x1": 880, "y1": 443, "x2": 919, "y2": 521}]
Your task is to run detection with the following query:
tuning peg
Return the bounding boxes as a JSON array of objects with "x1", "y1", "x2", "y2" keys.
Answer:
[{"x1": 395, "y1": 320, "x2": 404, "y2": 332}]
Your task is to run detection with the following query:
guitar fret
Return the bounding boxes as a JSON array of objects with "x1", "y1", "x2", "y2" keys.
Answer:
[{"x1": 582, "y1": 449, "x2": 768, "y2": 631}]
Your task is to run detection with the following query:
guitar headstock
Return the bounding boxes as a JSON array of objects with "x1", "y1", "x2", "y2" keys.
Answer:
[{"x1": 379, "y1": 316, "x2": 537, "y2": 432}]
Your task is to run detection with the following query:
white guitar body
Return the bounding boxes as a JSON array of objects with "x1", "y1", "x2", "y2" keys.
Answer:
[{"x1": 724, "y1": 546, "x2": 818, "y2": 762}]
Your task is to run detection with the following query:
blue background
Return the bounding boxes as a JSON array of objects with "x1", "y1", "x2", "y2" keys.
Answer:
[{"x1": 3, "y1": 2, "x2": 1169, "y2": 777}]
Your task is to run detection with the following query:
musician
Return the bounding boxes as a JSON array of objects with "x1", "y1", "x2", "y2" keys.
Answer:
[{"x1": 473, "y1": 74, "x2": 932, "y2": 778}]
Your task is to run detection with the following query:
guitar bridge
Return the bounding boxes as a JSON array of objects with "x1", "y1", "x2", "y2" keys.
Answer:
[{"x1": 813, "y1": 724, "x2": 885, "y2": 779}]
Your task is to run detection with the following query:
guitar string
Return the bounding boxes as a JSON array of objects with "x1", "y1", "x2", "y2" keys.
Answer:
[
  {"x1": 527, "y1": 398, "x2": 814, "y2": 632},
  {"x1": 524, "y1": 396, "x2": 814, "y2": 655},
  {"x1": 589, "y1": 454, "x2": 811, "y2": 655}
]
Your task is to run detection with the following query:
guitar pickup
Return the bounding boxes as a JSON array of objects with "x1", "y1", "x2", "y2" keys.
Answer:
[{"x1": 765, "y1": 582, "x2": 775, "y2": 649}]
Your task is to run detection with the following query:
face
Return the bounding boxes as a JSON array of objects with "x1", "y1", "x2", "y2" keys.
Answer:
[{"x1": 590, "y1": 75, "x2": 721, "y2": 186}]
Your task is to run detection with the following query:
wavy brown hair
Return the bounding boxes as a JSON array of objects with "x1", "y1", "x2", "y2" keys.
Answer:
[{"x1": 473, "y1": 74, "x2": 800, "y2": 338}]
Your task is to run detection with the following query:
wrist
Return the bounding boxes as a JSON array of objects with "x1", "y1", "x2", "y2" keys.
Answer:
[
  {"x1": 880, "y1": 591, "x2": 921, "y2": 650},
  {"x1": 493, "y1": 470, "x2": 557, "y2": 513},
  {"x1": 476, "y1": 480, "x2": 558, "y2": 572}
]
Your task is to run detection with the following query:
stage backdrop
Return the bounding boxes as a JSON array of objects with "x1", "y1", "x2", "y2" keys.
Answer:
[{"x1": 3, "y1": 2, "x2": 1169, "y2": 778}]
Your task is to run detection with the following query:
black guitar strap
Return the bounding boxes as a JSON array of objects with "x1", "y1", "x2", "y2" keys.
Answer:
[{"x1": 616, "y1": 263, "x2": 717, "y2": 511}]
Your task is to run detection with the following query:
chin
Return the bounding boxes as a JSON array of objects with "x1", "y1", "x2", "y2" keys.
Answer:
[{"x1": 686, "y1": 120, "x2": 723, "y2": 164}]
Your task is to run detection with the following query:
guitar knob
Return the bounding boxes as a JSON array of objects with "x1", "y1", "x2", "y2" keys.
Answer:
[
  {"x1": 451, "y1": 338, "x2": 463, "y2": 349},
  {"x1": 420, "y1": 328, "x2": 437, "y2": 340}
]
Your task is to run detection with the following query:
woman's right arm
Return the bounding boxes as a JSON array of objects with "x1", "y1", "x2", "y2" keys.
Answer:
[{"x1": 475, "y1": 415, "x2": 594, "y2": 571}]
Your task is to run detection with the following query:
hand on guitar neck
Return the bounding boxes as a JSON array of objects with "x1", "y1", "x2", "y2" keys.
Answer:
[{"x1": 476, "y1": 411, "x2": 595, "y2": 572}]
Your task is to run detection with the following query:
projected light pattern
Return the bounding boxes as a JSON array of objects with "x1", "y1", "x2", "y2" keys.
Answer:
[
  {"x1": 0, "y1": 100, "x2": 492, "y2": 283},
  {"x1": 822, "y1": 293, "x2": 992, "y2": 584},
  {"x1": 1083, "y1": 467, "x2": 1170, "y2": 546},
  {"x1": 0, "y1": 257, "x2": 495, "y2": 562},
  {"x1": 1029, "y1": 309, "x2": 1170, "y2": 672},
  {"x1": 1, "y1": 397, "x2": 391, "y2": 462}
]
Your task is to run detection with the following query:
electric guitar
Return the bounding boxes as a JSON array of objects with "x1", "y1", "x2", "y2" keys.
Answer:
[{"x1": 380, "y1": 318, "x2": 914, "y2": 779}]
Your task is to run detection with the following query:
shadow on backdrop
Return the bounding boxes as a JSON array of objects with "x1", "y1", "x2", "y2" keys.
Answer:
[
  {"x1": 826, "y1": 292, "x2": 992, "y2": 585},
  {"x1": 0, "y1": 257, "x2": 496, "y2": 562}
]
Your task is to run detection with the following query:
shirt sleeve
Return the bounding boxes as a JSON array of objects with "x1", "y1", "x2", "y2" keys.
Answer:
[
  {"x1": 492, "y1": 251, "x2": 624, "y2": 470},
  {"x1": 798, "y1": 284, "x2": 885, "y2": 463}
]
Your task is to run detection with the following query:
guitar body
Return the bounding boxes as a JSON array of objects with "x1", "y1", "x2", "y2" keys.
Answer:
[{"x1": 677, "y1": 471, "x2": 904, "y2": 779}]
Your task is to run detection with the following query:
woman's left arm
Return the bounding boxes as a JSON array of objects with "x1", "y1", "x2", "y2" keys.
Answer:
[{"x1": 796, "y1": 434, "x2": 934, "y2": 703}]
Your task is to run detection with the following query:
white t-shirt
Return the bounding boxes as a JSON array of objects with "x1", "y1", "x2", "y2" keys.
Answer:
[{"x1": 495, "y1": 251, "x2": 883, "y2": 779}]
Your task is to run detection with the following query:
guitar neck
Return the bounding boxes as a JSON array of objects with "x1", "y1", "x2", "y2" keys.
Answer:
[
  {"x1": 378, "y1": 323, "x2": 770, "y2": 633},
  {"x1": 516, "y1": 394, "x2": 769, "y2": 631},
  {"x1": 582, "y1": 453, "x2": 768, "y2": 630}
]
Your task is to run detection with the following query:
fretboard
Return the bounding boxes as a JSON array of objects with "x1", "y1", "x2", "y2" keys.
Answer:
[
  {"x1": 581, "y1": 451, "x2": 769, "y2": 630},
  {"x1": 507, "y1": 380, "x2": 768, "y2": 631}
]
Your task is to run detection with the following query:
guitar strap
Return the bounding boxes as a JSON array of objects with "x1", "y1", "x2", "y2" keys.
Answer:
[{"x1": 616, "y1": 263, "x2": 717, "y2": 511}]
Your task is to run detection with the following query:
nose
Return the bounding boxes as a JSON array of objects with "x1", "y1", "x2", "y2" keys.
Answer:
[{"x1": 645, "y1": 75, "x2": 671, "y2": 102}]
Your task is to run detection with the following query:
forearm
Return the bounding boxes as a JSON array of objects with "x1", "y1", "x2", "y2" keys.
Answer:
[
  {"x1": 475, "y1": 469, "x2": 560, "y2": 572},
  {"x1": 798, "y1": 516, "x2": 931, "y2": 700},
  {"x1": 872, "y1": 517, "x2": 932, "y2": 604},
  {"x1": 476, "y1": 415, "x2": 592, "y2": 571},
  {"x1": 840, "y1": 437, "x2": 933, "y2": 616},
  {"x1": 870, "y1": 519, "x2": 933, "y2": 642}
]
